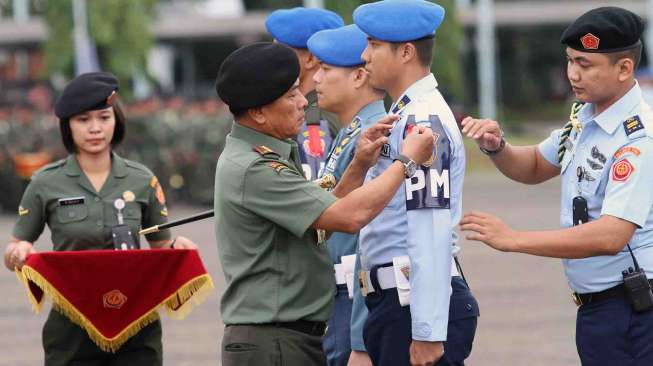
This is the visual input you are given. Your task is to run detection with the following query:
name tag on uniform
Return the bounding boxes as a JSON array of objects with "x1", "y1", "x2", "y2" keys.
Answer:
[
  {"x1": 381, "y1": 143, "x2": 391, "y2": 157},
  {"x1": 58, "y1": 196, "x2": 86, "y2": 206}
]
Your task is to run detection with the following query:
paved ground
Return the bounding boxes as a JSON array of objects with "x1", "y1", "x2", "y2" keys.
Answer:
[{"x1": 0, "y1": 171, "x2": 581, "y2": 366}]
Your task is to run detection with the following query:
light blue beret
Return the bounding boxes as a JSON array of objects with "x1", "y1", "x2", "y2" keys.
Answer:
[
  {"x1": 353, "y1": 0, "x2": 445, "y2": 42},
  {"x1": 265, "y1": 7, "x2": 345, "y2": 49},
  {"x1": 307, "y1": 25, "x2": 368, "y2": 67}
]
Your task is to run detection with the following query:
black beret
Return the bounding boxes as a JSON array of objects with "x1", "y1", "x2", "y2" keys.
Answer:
[
  {"x1": 54, "y1": 72, "x2": 119, "y2": 119},
  {"x1": 215, "y1": 42, "x2": 299, "y2": 115},
  {"x1": 561, "y1": 7, "x2": 644, "y2": 53}
]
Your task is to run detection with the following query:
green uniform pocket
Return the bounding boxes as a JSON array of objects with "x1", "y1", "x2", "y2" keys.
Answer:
[{"x1": 56, "y1": 204, "x2": 88, "y2": 224}]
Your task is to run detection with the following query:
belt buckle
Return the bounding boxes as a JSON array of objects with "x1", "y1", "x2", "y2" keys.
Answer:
[
  {"x1": 358, "y1": 271, "x2": 369, "y2": 297},
  {"x1": 322, "y1": 324, "x2": 329, "y2": 337},
  {"x1": 572, "y1": 292, "x2": 583, "y2": 306}
]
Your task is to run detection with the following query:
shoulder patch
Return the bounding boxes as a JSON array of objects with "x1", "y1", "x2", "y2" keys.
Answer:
[
  {"x1": 612, "y1": 158, "x2": 635, "y2": 182},
  {"x1": 614, "y1": 146, "x2": 641, "y2": 159},
  {"x1": 269, "y1": 161, "x2": 288, "y2": 173},
  {"x1": 253, "y1": 145, "x2": 279, "y2": 157},
  {"x1": 623, "y1": 116, "x2": 644, "y2": 137},
  {"x1": 150, "y1": 176, "x2": 166, "y2": 205},
  {"x1": 18, "y1": 206, "x2": 29, "y2": 216}
]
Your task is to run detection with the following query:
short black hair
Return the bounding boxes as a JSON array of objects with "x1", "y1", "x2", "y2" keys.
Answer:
[
  {"x1": 390, "y1": 36, "x2": 435, "y2": 67},
  {"x1": 59, "y1": 101, "x2": 126, "y2": 153},
  {"x1": 607, "y1": 43, "x2": 643, "y2": 69}
]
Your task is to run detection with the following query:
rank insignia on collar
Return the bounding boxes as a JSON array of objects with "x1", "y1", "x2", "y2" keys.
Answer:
[
  {"x1": 18, "y1": 206, "x2": 29, "y2": 216},
  {"x1": 392, "y1": 95, "x2": 411, "y2": 114},
  {"x1": 348, "y1": 116, "x2": 361, "y2": 131},
  {"x1": 623, "y1": 116, "x2": 644, "y2": 136},
  {"x1": 253, "y1": 145, "x2": 277, "y2": 156}
]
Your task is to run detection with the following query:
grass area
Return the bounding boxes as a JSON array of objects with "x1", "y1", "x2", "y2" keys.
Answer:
[{"x1": 464, "y1": 134, "x2": 545, "y2": 173}]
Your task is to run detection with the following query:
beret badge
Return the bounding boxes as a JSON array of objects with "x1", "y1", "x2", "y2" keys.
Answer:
[{"x1": 581, "y1": 33, "x2": 600, "y2": 50}]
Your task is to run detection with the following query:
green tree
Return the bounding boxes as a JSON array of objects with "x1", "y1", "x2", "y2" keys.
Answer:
[
  {"x1": 43, "y1": 0, "x2": 158, "y2": 92},
  {"x1": 325, "y1": 0, "x2": 464, "y2": 102}
]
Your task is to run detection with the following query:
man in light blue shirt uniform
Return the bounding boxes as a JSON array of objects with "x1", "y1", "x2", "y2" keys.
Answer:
[
  {"x1": 308, "y1": 24, "x2": 386, "y2": 366},
  {"x1": 353, "y1": 1, "x2": 479, "y2": 365},
  {"x1": 266, "y1": 7, "x2": 343, "y2": 180},
  {"x1": 461, "y1": 7, "x2": 653, "y2": 365}
]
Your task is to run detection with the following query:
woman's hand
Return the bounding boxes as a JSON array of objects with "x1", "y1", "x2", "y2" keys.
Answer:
[
  {"x1": 171, "y1": 236, "x2": 198, "y2": 250},
  {"x1": 4, "y1": 240, "x2": 37, "y2": 271}
]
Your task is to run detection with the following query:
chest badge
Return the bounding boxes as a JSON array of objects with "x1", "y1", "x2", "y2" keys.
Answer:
[{"x1": 122, "y1": 190, "x2": 135, "y2": 202}]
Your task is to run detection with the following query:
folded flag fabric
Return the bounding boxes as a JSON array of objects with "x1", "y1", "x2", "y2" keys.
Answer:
[{"x1": 16, "y1": 249, "x2": 214, "y2": 352}]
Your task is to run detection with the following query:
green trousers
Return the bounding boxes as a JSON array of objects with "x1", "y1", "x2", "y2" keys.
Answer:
[
  {"x1": 222, "y1": 324, "x2": 326, "y2": 366},
  {"x1": 42, "y1": 309, "x2": 162, "y2": 366}
]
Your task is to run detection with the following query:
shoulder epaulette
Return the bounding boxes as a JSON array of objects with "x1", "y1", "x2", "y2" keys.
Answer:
[
  {"x1": 33, "y1": 159, "x2": 65, "y2": 177},
  {"x1": 623, "y1": 115, "x2": 646, "y2": 139},
  {"x1": 124, "y1": 159, "x2": 153, "y2": 174}
]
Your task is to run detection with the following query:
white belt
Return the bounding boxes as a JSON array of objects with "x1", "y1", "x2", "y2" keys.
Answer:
[
  {"x1": 359, "y1": 258, "x2": 460, "y2": 296},
  {"x1": 334, "y1": 263, "x2": 347, "y2": 285}
]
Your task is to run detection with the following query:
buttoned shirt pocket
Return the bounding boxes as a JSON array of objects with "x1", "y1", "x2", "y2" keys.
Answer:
[
  {"x1": 122, "y1": 202, "x2": 142, "y2": 223},
  {"x1": 579, "y1": 168, "x2": 604, "y2": 196},
  {"x1": 56, "y1": 204, "x2": 88, "y2": 224}
]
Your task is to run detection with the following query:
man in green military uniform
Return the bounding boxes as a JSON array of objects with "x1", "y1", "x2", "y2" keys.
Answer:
[{"x1": 214, "y1": 42, "x2": 435, "y2": 366}]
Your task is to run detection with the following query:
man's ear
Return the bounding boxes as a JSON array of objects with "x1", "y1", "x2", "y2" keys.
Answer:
[{"x1": 248, "y1": 107, "x2": 266, "y2": 125}]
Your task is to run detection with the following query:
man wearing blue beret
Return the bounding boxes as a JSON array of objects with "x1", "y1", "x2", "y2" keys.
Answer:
[
  {"x1": 353, "y1": 1, "x2": 479, "y2": 365},
  {"x1": 307, "y1": 24, "x2": 386, "y2": 366},
  {"x1": 266, "y1": 7, "x2": 343, "y2": 181}
]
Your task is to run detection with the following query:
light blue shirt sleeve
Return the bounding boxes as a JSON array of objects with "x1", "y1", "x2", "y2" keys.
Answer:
[
  {"x1": 538, "y1": 128, "x2": 563, "y2": 167},
  {"x1": 402, "y1": 116, "x2": 454, "y2": 342},
  {"x1": 601, "y1": 139, "x2": 653, "y2": 227},
  {"x1": 350, "y1": 251, "x2": 368, "y2": 351},
  {"x1": 406, "y1": 205, "x2": 452, "y2": 341}
]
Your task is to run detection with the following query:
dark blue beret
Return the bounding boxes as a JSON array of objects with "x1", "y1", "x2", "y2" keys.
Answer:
[
  {"x1": 307, "y1": 25, "x2": 368, "y2": 67},
  {"x1": 54, "y1": 72, "x2": 119, "y2": 119},
  {"x1": 216, "y1": 42, "x2": 299, "y2": 115},
  {"x1": 561, "y1": 7, "x2": 644, "y2": 53},
  {"x1": 265, "y1": 7, "x2": 344, "y2": 48},
  {"x1": 354, "y1": 0, "x2": 445, "y2": 42}
]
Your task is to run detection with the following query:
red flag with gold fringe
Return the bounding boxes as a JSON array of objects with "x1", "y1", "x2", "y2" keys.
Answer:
[{"x1": 16, "y1": 249, "x2": 214, "y2": 352}]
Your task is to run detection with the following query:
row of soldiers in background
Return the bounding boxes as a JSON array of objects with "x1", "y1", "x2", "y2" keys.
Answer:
[{"x1": 0, "y1": 92, "x2": 233, "y2": 213}]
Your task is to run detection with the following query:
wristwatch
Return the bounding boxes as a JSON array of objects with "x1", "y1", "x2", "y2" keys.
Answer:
[{"x1": 394, "y1": 154, "x2": 417, "y2": 178}]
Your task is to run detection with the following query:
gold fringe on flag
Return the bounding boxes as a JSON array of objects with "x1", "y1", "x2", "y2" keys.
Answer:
[{"x1": 16, "y1": 265, "x2": 214, "y2": 353}]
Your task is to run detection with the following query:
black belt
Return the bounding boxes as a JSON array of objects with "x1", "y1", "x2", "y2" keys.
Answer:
[
  {"x1": 573, "y1": 279, "x2": 653, "y2": 306},
  {"x1": 239, "y1": 320, "x2": 327, "y2": 336}
]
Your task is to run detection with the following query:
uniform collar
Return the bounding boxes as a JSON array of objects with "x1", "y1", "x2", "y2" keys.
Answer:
[
  {"x1": 231, "y1": 122, "x2": 293, "y2": 160},
  {"x1": 390, "y1": 73, "x2": 439, "y2": 114},
  {"x1": 356, "y1": 99, "x2": 385, "y2": 124},
  {"x1": 63, "y1": 152, "x2": 127, "y2": 178},
  {"x1": 581, "y1": 81, "x2": 641, "y2": 134}
]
